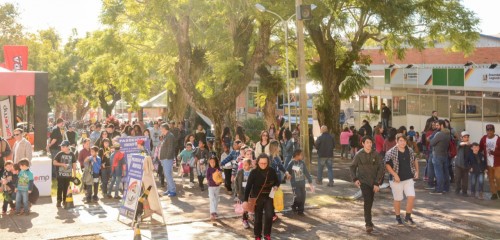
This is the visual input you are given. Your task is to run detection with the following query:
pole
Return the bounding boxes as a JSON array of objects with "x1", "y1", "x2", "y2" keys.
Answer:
[
  {"x1": 296, "y1": 0, "x2": 310, "y2": 170},
  {"x1": 284, "y1": 21, "x2": 291, "y2": 130}
]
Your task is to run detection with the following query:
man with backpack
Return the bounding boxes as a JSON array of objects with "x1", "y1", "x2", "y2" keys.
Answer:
[{"x1": 429, "y1": 120, "x2": 451, "y2": 195}]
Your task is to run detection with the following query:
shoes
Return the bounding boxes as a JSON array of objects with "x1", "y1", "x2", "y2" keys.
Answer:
[
  {"x1": 106, "y1": 194, "x2": 113, "y2": 199},
  {"x1": 396, "y1": 217, "x2": 404, "y2": 226},
  {"x1": 56, "y1": 200, "x2": 62, "y2": 208},
  {"x1": 424, "y1": 186, "x2": 435, "y2": 190},
  {"x1": 167, "y1": 192, "x2": 177, "y2": 197},
  {"x1": 405, "y1": 216, "x2": 415, "y2": 226},
  {"x1": 455, "y1": 190, "x2": 460, "y2": 195},
  {"x1": 210, "y1": 213, "x2": 216, "y2": 220},
  {"x1": 366, "y1": 226, "x2": 373, "y2": 233},
  {"x1": 243, "y1": 220, "x2": 250, "y2": 229},
  {"x1": 429, "y1": 191, "x2": 443, "y2": 195},
  {"x1": 92, "y1": 196, "x2": 99, "y2": 202},
  {"x1": 327, "y1": 182, "x2": 334, "y2": 187},
  {"x1": 291, "y1": 205, "x2": 297, "y2": 213},
  {"x1": 297, "y1": 212, "x2": 305, "y2": 216},
  {"x1": 316, "y1": 180, "x2": 323, "y2": 185},
  {"x1": 272, "y1": 214, "x2": 279, "y2": 222},
  {"x1": 214, "y1": 213, "x2": 219, "y2": 218},
  {"x1": 264, "y1": 235, "x2": 271, "y2": 240},
  {"x1": 490, "y1": 193, "x2": 498, "y2": 200},
  {"x1": 189, "y1": 182, "x2": 194, "y2": 187},
  {"x1": 24, "y1": 211, "x2": 30, "y2": 216},
  {"x1": 201, "y1": 186, "x2": 205, "y2": 191},
  {"x1": 255, "y1": 237, "x2": 261, "y2": 240}
]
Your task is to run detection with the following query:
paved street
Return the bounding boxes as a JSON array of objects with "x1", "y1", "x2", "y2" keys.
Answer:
[{"x1": 1, "y1": 157, "x2": 499, "y2": 240}]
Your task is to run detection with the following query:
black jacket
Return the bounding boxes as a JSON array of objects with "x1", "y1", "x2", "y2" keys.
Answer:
[
  {"x1": 350, "y1": 149, "x2": 384, "y2": 186},
  {"x1": 244, "y1": 168, "x2": 279, "y2": 201},
  {"x1": 468, "y1": 152, "x2": 486, "y2": 174},
  {"x1": 315, "y1": 132, "x2": 335, "y2": 158},
  {"x1": 159, "y1": 132, "x2": 176, "y2": 160}
]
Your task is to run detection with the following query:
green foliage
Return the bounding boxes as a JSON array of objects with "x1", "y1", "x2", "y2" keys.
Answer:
[
  {"x1": 0, "y1": 3, "x2": 23, "y2": 62},
  {"x1": 242, "y1": 117, "x2": 266, "y2": 143}
]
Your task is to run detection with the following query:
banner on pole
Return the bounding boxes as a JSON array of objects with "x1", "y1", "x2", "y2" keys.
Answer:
[
  {"x1": 0, "y1": 98, "x2": 13, "y2": 138},
  {"x1": 3, "y1": 45, "x2": 28, "y2": 71}
]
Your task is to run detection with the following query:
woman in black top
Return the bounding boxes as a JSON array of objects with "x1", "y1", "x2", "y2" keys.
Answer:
[
  {"x1": 98, "y1": 138, "x2": 112, "y2": 197},
  {"x1": 244, "y1": 153, "x2": 280, "y2": 240}
]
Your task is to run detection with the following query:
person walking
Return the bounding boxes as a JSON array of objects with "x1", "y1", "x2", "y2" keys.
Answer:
[
  {"x1": 350, "y1": 136, "x2": 384, "y2": 233},
  {"x1": 12, "y1": 128, "x2": 32, "y2": 164},
  {"x1": 159, "y1": 123, "x2": 177, "y2": 197},
  {"x1": 384, "y1": 134, "x2": 419, "y2": 226},
  {"x1": 53, "y1": 141, "x2": 77, "y2": 208},
  {"x1": 243, "y1": 153, "x2": 280, "y2": 240},
  {"x1": 340, "y1": 127, "x2": 353, "y2": 159},
  {"x1": 315, "y1": 126, "x2": 335, "y2": 187},
  {"x1": 479, "y1": 124, "x2": 500, "y2": 200}
]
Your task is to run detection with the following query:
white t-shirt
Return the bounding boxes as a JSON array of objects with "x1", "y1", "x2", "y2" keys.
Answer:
[{"x1": 486, "y1": 135, "x2": 498, "y2": 167}]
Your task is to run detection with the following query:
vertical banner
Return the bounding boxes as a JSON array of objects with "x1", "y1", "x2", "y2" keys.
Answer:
[
  {"x1": 119, "y1": 154, "x2": 144, "y2": 220},
  {"x1": 0, "y1": 98, "x2": 13, "y2": 138},
  {"x1": 3, "y1": 45, "x2": 28, "y2": 71}
]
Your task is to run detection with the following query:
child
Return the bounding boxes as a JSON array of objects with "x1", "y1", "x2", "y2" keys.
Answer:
[
  {"x1": 194, "y1": 140, "x2": 210, "y2": 191},
  {"x1": 286, "y1": 149, "x2": 313, "y2": 215},
  {"x1": 349, "y1": 129, "x2": 360, "y2": 159},
  {"x1": 407, "y1": 126, "x2": 416, "y2": 139},
  {"x1": 235, "y1": 158, "x2": 252, "y2": 228},
  {"x1": 206, "y1": 156, "x2": 222, "y2": 220},
  {"x1": 177, "y1": 142, "x2": 195, "y2": 187},
  {"x1": 2, "y1": 161, "x2": 15, "y2": 214},
  {"x1": 455, "y1": 131, "x2": 471, "y2": 196},
  {"x1": 468, "y1": 142, "x2": 486, "y2": 199},
  {"x1": 15, "y1": 159, "x2": 34, "y2": 215},
  {"x1": 84, "y1": 146, "x2": 102, "y2": 203},
  {"x1": 107, "y1": 143, "x2": 125, "y2": 199}
]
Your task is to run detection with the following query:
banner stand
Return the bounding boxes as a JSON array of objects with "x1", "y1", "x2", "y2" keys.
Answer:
[{"x1": 117, "y1": 155, "x2": 166, "y2": 228}]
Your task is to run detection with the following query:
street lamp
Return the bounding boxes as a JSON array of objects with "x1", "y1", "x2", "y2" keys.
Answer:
[{"x1": 255, "y1": 4, "x2": 317, "y2": 130}]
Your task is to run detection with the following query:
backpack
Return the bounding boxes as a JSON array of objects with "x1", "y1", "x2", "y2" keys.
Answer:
[{"x1": 448, "y1": 134, "x2": 457, "y2": 159}]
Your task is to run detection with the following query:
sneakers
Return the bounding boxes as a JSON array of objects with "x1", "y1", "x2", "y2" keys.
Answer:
[
  {"x1": 264, "y1": 235, "x2": 271, "y2": 240},
  {"x1": 167, "y1": 192, "x2": 177, "y2": 197},
  {"x1": 92, "y1": 196, "x2": 99, "y2": 202},
  {"x1": 396, "y1": 217, "x2": 404, "y2": 226},
  {"x1": 429, "y1": 191, "x2": 443, "y2": 195},
  {"x1": 327, "y1": 182, "x2": 334, "y2": 187},
  {"x1": 405, "y1": 216, "x2": 416, "y2": 226},
  {"x1": 189, "y1": 182, "x2": 194, "y2": 187},
  {"x1": 366, "y1": 226, "x2": 373, "y2": 233},
  {"x1": 491, "y1": 193, "x2": 499, "y2": 200},
  {"x1": 316, "y1": 180, "x2": 323, "y2": 185},
  {"x1": 210, "y1": 213, "x2": 217, "y2": 220},
  {"x1": 243, "y1": 220, "x2": 250, "y2": 229}
]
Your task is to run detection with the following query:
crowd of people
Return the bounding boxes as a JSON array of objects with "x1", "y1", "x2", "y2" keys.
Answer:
[{"x1": 1, "y1": 109, "x2": 499, "y2": 238}]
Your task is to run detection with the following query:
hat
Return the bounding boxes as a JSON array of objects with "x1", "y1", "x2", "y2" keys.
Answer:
[
  {"x1": 461, "y1": 131, "x2": 470, "y2": 137},
  {"x1": 486, "y1": 124, "x2": 495, "y2": 131},
  {"x1": 59, "y1": 140, "x2": 70, "y2": 147},
  {"x1": 113, "y1": 142, "x2": 121, "y2": 149}
]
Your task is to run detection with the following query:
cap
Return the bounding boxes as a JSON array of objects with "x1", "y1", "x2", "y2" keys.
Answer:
[
  {"x1": 486, "y1": 124, "x2": 495, "y2": 131},
  {"x1": 461, "y1": 131, "x2": 470, "y2": 137},
  {"x1": 59, "y1": 140, "x2": 70, "y2": 147}
]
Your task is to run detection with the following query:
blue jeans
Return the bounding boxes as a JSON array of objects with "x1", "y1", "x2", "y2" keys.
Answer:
[
  {"x1": 317, "y1": 157, "x2": 334, "y2": 183},
  {"x1": 161, "y1": 159, "x2": 176, "y2": 193},
  {"x1": 470, "y1": 173, "x2": 484, "y2": 193},
  {"x1": 284, "y1": 156, "x2": 292, "y2": 169},
  {"x1": 433, "y1": 155, "x2": 450, "y2": 192},
  {"x1": 15, "y1": 191, "x2": 29, "y2": 213},
  {"x1": 107, "y1": 175, "x2": 122, "y2": 197},
  {"x1": 427, "y1": 152, "x2": 436, "y2": 187}
]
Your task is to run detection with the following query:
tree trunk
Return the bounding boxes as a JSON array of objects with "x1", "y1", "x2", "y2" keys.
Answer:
[{"x1": 263, "y1": 96, "x2": 277, "y2": 128}]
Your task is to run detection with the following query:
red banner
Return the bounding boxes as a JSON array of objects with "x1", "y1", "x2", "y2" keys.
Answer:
[{"x1": 3, "y1": 45, "x2": 28, "y2": 71}]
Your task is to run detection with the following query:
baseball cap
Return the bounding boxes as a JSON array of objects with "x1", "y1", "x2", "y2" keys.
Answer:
[
  {"x1": 461, "y1": 131, "x2": 470, "y2": 137},
  {"x1": 59, "y1": 140, "x2": 70, "y2": 147},
  {"x1": 486, "y1": 124, "x2": 495, "y2": 131}
]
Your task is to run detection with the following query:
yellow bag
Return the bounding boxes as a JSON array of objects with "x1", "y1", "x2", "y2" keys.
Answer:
[
  {"x1": 273, "y1": 187, "x2": 284, "y2": 212},
  {"x1": 213, "y1": 169, "x2": 223, "y2": 185}
]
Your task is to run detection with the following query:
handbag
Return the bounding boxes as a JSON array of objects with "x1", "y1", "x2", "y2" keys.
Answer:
[
  {"x1": 234, "y1": 202, "x2": 244, "y2": 214},
  {"x1": 246, "y1": 170, "x2": 268, "y2": 213},
  {"x1": 182, "y1": 163, "x2": 191, "y2": 174}
]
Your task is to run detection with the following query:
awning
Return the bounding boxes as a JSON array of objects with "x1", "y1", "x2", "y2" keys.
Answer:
[
  {"x1": 197, "y1": 111, "x2": 213, "y2": 126},
  {"x1": 0, "y1": 71, "x2": 35, "y2": 95},
  {"x1": 140, "y1": 90, "x2": 168, "y2": 108},
  {"x1": 281, "y1": 99, "x2": 313, "y2": 108},
  {"x1": 283, "y1": 116, "x2": 314, "y2": 125}
]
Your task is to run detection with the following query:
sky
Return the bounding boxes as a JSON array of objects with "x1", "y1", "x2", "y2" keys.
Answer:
[{"x1": 1, "y1": 0, "x2": 499, "y2": 41}]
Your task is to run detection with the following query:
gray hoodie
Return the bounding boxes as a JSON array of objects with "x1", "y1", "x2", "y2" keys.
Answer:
[{"x1": 430, "y1": 128, "x2": 451, "y2": 158}]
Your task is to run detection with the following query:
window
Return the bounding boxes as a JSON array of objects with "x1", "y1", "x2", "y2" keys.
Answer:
[
  {"x1": 483, "y1": 99, "x2": 500, "y2": 122},
  {"x1": 407, "y1": 95, "x2": 420, "y2": 115},
  {"x1": 436, "y1": 96, "x2": 449, "y2": 118},
  {"x1": 247, "y1": 86, "x2": 258, "y2": 108},
  {"x1": 466, "y1": 98, "x2": 482, "y2": 121},
  {"x1": 420, "y1": 95, "x2": 435, "y2": 116},
  {"x1": 392, "y1": 96, "x2": 407, "y2": 116}
]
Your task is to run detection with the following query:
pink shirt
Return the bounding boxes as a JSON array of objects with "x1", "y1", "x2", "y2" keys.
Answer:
[
  {"x1": 375, "y1": 134, "x2": 385, "y2": 153},
  {"x1": 340, "y1": 130, "x2": 353, "y2": 145}
]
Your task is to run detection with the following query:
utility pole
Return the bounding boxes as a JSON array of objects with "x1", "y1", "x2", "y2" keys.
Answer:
[{"x1": 296, "y1": 0, "x2": 310, "y2": 170}]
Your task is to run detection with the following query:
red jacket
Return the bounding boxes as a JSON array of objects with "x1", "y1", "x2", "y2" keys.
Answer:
[{"x1": 479, "y1": 135, "x2": 500, "y2": 167}]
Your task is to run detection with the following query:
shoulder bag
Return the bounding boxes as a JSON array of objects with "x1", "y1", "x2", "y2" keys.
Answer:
[{"x1": 246, "y1": 170, "x2": 268, "y2": 213}]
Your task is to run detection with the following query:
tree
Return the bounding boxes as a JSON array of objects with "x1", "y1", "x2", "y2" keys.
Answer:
[
  {"x1": 0, "y1": 3, "x2": 24, "y2": 62},
  {"x1": 102, "y1": 0, "x2": 272, "y2": 152},
  {"x1": 76, "y1": 29, "x2": 152, "y2": 117},
  {"x1": 255, "y1": 64, "x2": 285, "y2": 128},
  {"x1": 306, "y1": 0, "x2": 479, "y2": 138}
]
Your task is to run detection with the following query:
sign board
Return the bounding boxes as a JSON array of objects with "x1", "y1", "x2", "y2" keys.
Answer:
[
  {"x1": 118, "y1": 136, "x2": 150, "y2": 167},
  {"x1": 0, "y1": 98, "x2": 13, "y2": 138},
  {"x1": 30, "y1": 157, "x2": 52, "y2": 196},
  {"x1": 119, "y1": 154, "x2": 144, "y2": 220}
]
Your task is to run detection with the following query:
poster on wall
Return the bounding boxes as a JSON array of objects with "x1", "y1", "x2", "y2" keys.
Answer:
[{"x1": 0, "y1": 98, "x2": 13, "y2": 138}]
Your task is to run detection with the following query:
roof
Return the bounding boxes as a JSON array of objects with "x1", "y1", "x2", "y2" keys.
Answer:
[{"x1": 140, "y1": 91, "x2": 168, "y2": 108}]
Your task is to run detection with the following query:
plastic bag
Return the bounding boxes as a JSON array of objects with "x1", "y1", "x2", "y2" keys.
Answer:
[
  {"x1": 273, "y1": 187, "x2": 284, "y2": 212},
  {"x1": 234, "y1": 202, "x2": 244, "y2": 214}
]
